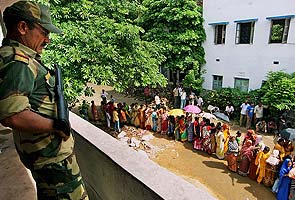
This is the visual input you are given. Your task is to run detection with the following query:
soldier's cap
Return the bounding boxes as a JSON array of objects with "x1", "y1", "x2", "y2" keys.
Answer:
[{"x1": 4, "y1": 1, "x2": 62, "y2": 34}]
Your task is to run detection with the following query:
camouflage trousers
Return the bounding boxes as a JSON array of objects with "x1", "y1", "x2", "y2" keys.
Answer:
[{"x1": 31, "y1": 154, "x2": 88, "y2": 200}]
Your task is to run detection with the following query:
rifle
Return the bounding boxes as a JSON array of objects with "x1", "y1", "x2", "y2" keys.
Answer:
[{"x1": 53, "y1": 64, "x2": 71, "y2": 136}]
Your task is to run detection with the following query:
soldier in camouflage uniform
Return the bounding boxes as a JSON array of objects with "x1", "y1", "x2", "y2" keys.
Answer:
[{"x1": 0, "y1": 1, "x2": 88, "y2": 199}]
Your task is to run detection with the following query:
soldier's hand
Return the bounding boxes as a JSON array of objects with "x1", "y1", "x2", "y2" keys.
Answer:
[
  {"x1": 53, "y1": 119, "x2": 71, "y2": 136},
  {"x1": 56, "y1": 131, "x2": 70, "y2": 141}
]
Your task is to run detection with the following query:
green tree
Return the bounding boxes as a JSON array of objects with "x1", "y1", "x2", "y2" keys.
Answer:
[
  {"x1": 261, "y1": 71, "x2": 295, "y2": 110},
  {"x1": 138, "y1": 0, "x2": 206, "y2": 90},
  {"x1": 38, "y1": 0, "x2": 167, "y2": 102}
]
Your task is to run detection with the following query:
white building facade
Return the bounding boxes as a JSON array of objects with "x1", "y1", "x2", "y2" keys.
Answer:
[{"x1": 202, "y1": 0, "x2": 295, "y2": 92}]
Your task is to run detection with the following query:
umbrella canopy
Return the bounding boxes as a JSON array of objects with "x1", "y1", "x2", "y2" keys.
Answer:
[
  {"x1": 168, "y1": 109, "x2": 185, "y2": 116},
  {"x1": 198, "y1": 112, "x2": 217, "y2": 120},
  {"x1": 183, "y1": 105, "x2": 202, "y2": 114},
  {"x1": 280, "y1": 128, "x2": 295, "y2": 141},
  {"x1": 213, "y1": 112, "x2": 230, "y2": 122}
]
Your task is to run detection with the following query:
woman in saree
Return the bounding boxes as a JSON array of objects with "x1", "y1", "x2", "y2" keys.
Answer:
[
  {"x1": 161, "y1": 107, "x2": 169, "y2": 134},
  {"x1": 119, "y1": 107, "x2": 127, "y2": 127},
  {"x1": 238, "y1": 140, "x2": 256, "y2": 176},
  {"x1": 156, "y1": 108, "x2": 163, "y2": 133},
  {"x1": 242, "y1": 129, "x2": 257, "y2": 145},
  {"x1": 201, "y1": 119, "x2": 212, "y2": 154},
  {"x1": 215, "y1": 126, "x2": 224, "y2": 159},
  {"x1": 168, "y1": 115, "x2": 175, "y2": 138},
  {"x1": 174, "y1": 116, "x2": 180, "y2": 141},
  {"x1": 263, "y1": 149, "x2": 280, "y2": 187},
  {"x1": 145, "y1": 107, "x2": 153, "y2": 130},
  {"x1": 199, "y1": 117, "x2": 206, "y2": 136},
  {"x1": 122, "y1": 102, "x2": 130, "y2": 124},
  {"x1": 134, "y1": 105, "x2": 141, "y2": 128},
  {"x1": 99, "y1": 101, "x2": 106, "y2": 125},
  {"x1": 194, "y1": 116, "x2": 200, "y2": 138},
  {"x1": 223, "y1": 123, "x2": 230, "y2": 154},
  {"x1": 151, "y1": 108, "x2": 158, "y2": 132},
  {"x1": 193, "y1": 116, "x2": 203, "y2": 150},
  {"x1": 277, "y1": 157, "x2": 293, "y2": 200},
  {"x1": 186, "y1": 115, "x2": 194, "y2": 142},
  {"x1": 210, "y1": 123, "x2": 217, "y2": 153},
  {"x1": 179, "y1": 116, "x2": 187, "y2": 142},
  {"x1": 91, "y1": 100, "x2": 99, "y2": 122},
  {"x1": 248, "y1": 135, "x2": 265, "y2": 180},
  {"x1": 255, "y1": 146, "x2": 271, "y2": 184},
  {"x1": 284, "y1": 140, "x2": 294, "y2": 157},
  {"x1": 130, "y1": 103, "x2": 138, "y2": 126},
  {"x1": 274, "y1": 138, "x2": 286, "y2": 161},
  {"x1": 226, "y1": 136, "x2": 239, "y2": 172},
  {"x1": 139, "y1": 104, "x2": 146, "y2": 129}
]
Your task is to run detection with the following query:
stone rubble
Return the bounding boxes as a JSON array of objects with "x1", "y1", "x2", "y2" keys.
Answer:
[{"x1": 115, "y1": 125, "x2": 160, "y2": 158}]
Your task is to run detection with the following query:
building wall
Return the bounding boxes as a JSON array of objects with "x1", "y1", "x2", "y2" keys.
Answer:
[{"x1": 202, "y1": 0, "x2": 295, "y2": 91}]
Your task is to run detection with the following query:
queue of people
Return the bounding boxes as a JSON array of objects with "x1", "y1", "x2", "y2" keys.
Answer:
[
  {"x1": 193, "y1": 121, "x2": 295, "y2": 200},
  {"x1": 81, "y1": 90, "x2": 295, "y2": 200}
]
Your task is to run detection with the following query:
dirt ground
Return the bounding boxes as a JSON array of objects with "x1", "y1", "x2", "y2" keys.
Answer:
[{"x1": 149, "y1": 130, "x2": 277, "y2": 200}]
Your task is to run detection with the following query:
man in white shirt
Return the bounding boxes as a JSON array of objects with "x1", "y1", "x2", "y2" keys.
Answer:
[
  {"x1": 173, "y1": 86, "x2": 179, "y2": 108},
  {"x1": 254, "y1": 102, "x2": 264, "y2": 125},
  {"x1": 155, "y1": 93, "x2": 161, "y2": 109},
  {"x1": 197, "y1": 96, "x2": 203, "y2": 108},
  {"x1": 101, "y1": 89, "x2": 108, "y2": 104},
  {"x1": 178, "y1": 86, "x2": 183, "y2": 108},
  {"x1": 180, "y1": 90, "x2": 187, "y2": 109},
  {"x1": 225, "y1": 103, "x2": 234, "y2": 120},
  {"x1": 240, "y1": 100, "x2": 248, "y2": 127}
]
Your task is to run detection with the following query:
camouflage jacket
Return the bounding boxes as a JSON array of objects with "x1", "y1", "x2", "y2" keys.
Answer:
[{"x1": 0, "y1": 39, "x2": 73, "y2": 170}]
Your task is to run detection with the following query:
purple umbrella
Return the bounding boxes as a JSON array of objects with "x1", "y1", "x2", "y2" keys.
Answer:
[{"x1": 183, "y1": 105, "x2": 202, "y2": 114}]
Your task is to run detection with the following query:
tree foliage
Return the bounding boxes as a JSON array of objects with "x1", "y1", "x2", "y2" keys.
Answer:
[
  {"x1": 38, "y1": 0, "x2": 167, "y2": 102},
  {"x1": 261, "y1": 71, "x2": 295, "y2": 111},
  {"x1": 182, "y1": 69, "x2": 203, "y2": 94},
  {"x1": 138, "y1": 0, "x2": 206, "y2": 89}
]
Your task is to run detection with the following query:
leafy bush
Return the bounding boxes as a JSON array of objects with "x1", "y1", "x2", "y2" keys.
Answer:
[
  {"x1": 261, "y1": 71, "x2": 295, "y2": 111},
  {"x1": 203, "y1": 88, "x2": 242, "y2": 111},
  {"x1": 182, "y1": 69, "x2": 204, "y2": 95}
]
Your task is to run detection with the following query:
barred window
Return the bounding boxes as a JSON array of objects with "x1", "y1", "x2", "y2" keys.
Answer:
[
  {"x1": 212, "y1": 75, "x2": 223, "y2": 90},
  {"x1": 214, "y1": 25, "x2": 226, "y2": 44},
  {"x1": 235, "y1": 22, "x2": 255, "y2": 44},
  {"x1": 234, "y1": 78, "x2": 249, "y2": 92}
]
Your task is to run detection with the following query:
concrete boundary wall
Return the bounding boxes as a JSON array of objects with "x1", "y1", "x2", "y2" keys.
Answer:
[{"x1": 70, "y1": 112, "x2": 216, "y2": 200}]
